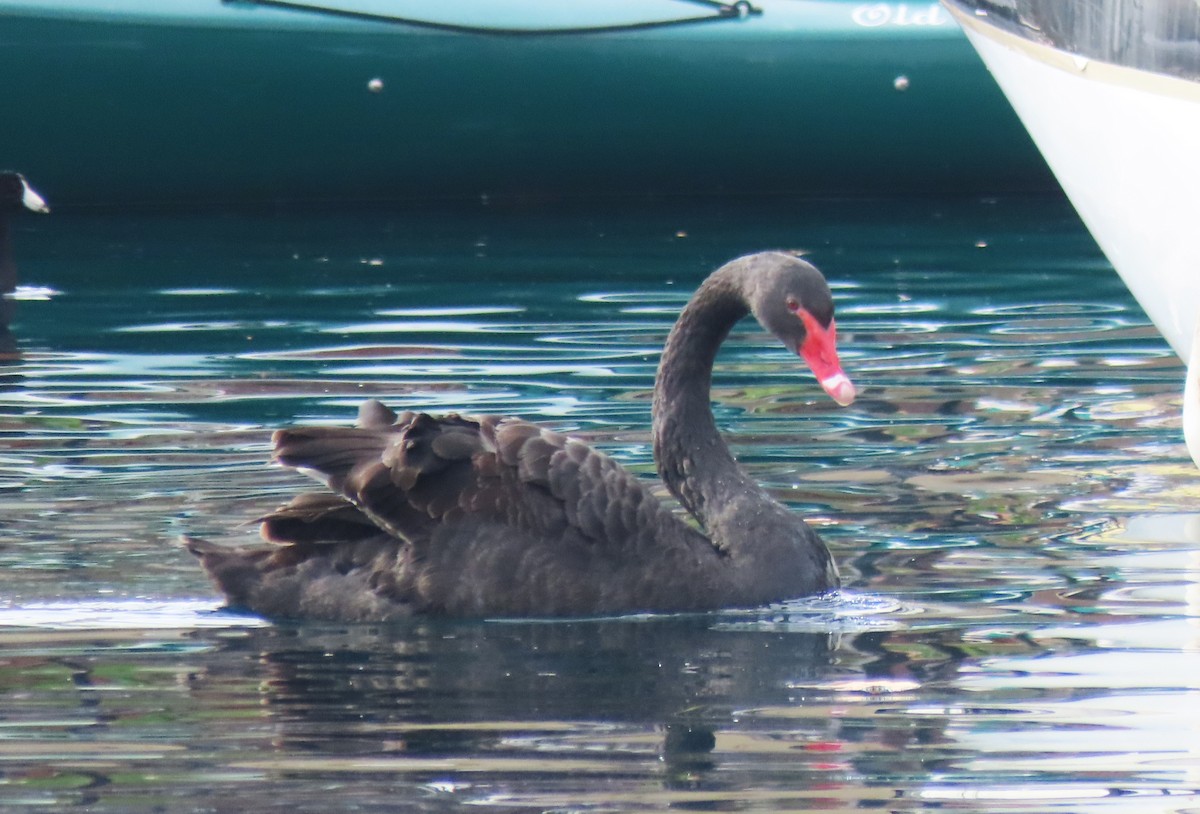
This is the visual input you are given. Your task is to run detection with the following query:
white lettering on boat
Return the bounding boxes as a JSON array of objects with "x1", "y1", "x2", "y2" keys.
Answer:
[{"x1": 851, "y1": 3, "x2": 948, "y2": 28}]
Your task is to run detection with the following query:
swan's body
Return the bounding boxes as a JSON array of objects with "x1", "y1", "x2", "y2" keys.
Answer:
[{"x1": 188, "y1": 252, "x2": 855, "y2": 619}]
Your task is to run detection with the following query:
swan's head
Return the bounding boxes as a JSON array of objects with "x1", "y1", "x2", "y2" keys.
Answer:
[
  {"x1": 749, "y1": 252, "x2": 855, "y2": 407},
  {"x1": 0, "y1": 172, "x2": 49, "y2": 214}
]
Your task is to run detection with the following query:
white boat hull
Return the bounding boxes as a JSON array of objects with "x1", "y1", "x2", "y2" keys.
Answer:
[
  {"x1": 945, "y1": 2, "x2": 1200, "y2": 465},
  {"x1": 948, "y1": 4, "x2": 1200, "y2": 362}
]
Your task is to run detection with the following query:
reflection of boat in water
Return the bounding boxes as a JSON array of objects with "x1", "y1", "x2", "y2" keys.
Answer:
[
  {"x1": 942, "y1": 0, "x2": 1200, "y2": 465},
  {"x1": 0, "y1": 0, "x2": 1053, "y2": 206}
]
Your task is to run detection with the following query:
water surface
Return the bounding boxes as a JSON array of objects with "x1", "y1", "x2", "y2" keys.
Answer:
[{"x1": 0, "y1": 197, "x2": 1197, "y2": 812}]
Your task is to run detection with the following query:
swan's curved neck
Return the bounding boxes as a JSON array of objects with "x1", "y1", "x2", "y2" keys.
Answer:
[{"x1": 651, "y1": 267, "x2": 763, "y2": 528}]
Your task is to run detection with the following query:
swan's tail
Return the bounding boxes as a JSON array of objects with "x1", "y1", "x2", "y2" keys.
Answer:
[
  {"x1": 181, "y1": 535, "x2": 272, "y2": 611},
  {"x1": 182, "y1": 528, "x2": 408, "y2": 622}
]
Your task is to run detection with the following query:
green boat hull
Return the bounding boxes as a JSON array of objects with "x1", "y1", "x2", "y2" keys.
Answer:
[{"x1": 0, "y1": 0, "x2": 1053, "y2": 206}]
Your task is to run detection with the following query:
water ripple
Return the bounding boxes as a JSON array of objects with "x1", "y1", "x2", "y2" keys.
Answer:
[{"x1": 0, "y1": 200, "x2": 1195, "y2": 811}]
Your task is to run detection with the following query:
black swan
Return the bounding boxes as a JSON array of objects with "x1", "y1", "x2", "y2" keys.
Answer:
[
  {"x1": 0, "y1": 172, "x2": 49, "y2": 326},
  {"x1": 186, "y1": 251, "x2": 856, "y2": 619}
]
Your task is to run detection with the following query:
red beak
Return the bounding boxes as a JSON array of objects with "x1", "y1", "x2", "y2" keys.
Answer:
[{"x1": 797, "y1": 309, "x2": 856, "y2": 406}]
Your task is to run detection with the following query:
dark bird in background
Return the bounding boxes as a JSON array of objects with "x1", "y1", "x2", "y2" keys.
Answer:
[
  {"x1": 0, "y1": 172, "x2": 49, "y2": 332},
  {"x1": 187, "y1": 251, "x2": 857, "y2": 620}
]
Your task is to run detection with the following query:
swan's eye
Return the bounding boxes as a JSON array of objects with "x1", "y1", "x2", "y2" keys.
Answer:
[{"x1": 786, "y1": 296, "x2": 800, "y2": 312}]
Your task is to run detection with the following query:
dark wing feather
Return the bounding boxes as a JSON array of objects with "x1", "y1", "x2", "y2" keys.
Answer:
[
  {"x1": 257, "y1": 492, "x2": 379, "y2": 545},
  {"x1": 265, "y1": 400, "x2": 722, "y2": 615},
  {"x1": 275, "y1": 406, "x2": 621, "y2": 547}
]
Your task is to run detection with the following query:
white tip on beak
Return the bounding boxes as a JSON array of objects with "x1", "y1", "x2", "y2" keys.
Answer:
[
  {"x1": 21, "y1": 180, "x2": 49, "y2": 214},
  {"x1": 819, "y1": 372, "x2": 856, "y2": 407}
]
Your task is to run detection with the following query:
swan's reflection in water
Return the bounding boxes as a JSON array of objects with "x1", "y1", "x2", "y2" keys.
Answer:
[
  {"x1": 17, "y1": 601, "x2": 1141, "y2": 812},
  {"x1": 61, "y1": 610, "x2": 998, "y2": 810},
  {"x1": 7, "y1": 596, "x2": 1191, "y2": 811}
]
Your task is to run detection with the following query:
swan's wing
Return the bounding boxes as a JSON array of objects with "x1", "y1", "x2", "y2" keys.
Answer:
[
  {"x1": 271, "y1": 401, "x2": 704, "y2": 562},
  {"x1": 194, "y1": 401, "x2": 727, "y2": 617}
]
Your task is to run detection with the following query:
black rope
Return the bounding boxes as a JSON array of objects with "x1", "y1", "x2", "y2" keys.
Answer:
[{"x1": 221, "y1": 0, "x2": 761, "y2": 36}]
